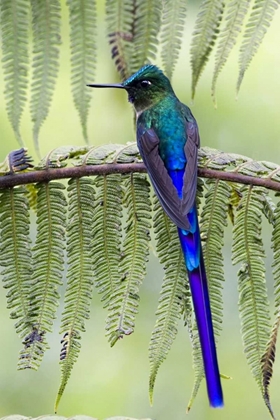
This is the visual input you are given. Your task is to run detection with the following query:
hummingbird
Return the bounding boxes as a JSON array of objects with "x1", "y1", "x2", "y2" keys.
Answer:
[{"x1": 87, "y1": 64, "x2": 224, "y2": 408}]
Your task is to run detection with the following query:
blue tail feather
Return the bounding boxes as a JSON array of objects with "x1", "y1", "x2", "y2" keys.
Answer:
[
  {"x1": 179, "y1": 207, "x2": 224, "y2": 408},
  {"x1": 168, "y1": 169, "x2": 223, "y2": 407}
]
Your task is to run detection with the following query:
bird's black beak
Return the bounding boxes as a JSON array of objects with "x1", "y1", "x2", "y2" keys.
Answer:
[{"x1": 87, "y1": 83, "x2": 126, "y2": 89}]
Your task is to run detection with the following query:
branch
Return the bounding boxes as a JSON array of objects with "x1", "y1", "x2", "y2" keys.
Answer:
[{"x1": 0, "y1": 162, "x2": 280, "y2": 192}]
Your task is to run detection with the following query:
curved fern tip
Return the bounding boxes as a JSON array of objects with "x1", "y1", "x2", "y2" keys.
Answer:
[
  {"x1": 186, "y1": 401, "x2": 193, "y2": 413},
  {"x1": 149, "y1": 389, "x2": 154, "y2": 407},
  {"x1": 54, "y1": 395, "x2": 61, "y2": 414},
  {"x1": 149, "y1": 380, "x2": 155, "y2": 407}
]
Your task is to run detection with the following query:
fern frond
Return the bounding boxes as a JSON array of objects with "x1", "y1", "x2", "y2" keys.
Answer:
[
  {"x1": 272, "y1": 197, "x2": 280, "y2": 312},
  {"x1": 160, "y1": 0, "x2": 187, "y2": 80},
  {"x1": 149, "y1": 196, "x2": 189, "y2": 404},
  {"x1": 130, "y1": 0, "x2": 162, "y2": 73},
  {"x1": 67, "y1": 0, "x2": 96, "y2": 142},
  {"x1": 92, "y1": 175, "x2": 122, "y2": 307},
  {"x1": 106, "y1": 173, "x2": 151, "y2": 346},
  {"x1": 55, "y1": 177, "x2": 95, "y2": 412},
  {"x1": 260, "y1": 311, "x2": 278, "y2": 420},
  {"x1": 212, "y1": 0, "x2": 251, "y2": 104},
  {"x1": 106, "y1": 0, "x2": 135, "y2": 79},
  {"x1": 191, "y1": 0, "x2": 224, "y2": 99},
  {"x1": 187, "y1": 179, "x2": 230, "y2": 410},
  {"x1": 0, "y1": 187, "x2": 32, "y2": 335},
  {"x1": 232, "y1": 186, "x2": 271, "y2": 408},
  {"x1": 30, "y1": 0, "x2": 61, "y2": 156},
  {"x1": 18, "y1": 182, "x2": 66, "y2": 370},
  {"x1": 201, "y1": 180, "x2": 229, "y2": 334},
  {"x1": 262, "y1": 194, "x2": 276, "y2": 224},
  {"x1": 0, "y1": 0, "x2": 29, "y2": 146},
  {"x1": 237, "y1": 0, "x2": 279, "y2": 93},
  {"x1": 259, "y1": 196, "x2": 280, "y2": 418}
]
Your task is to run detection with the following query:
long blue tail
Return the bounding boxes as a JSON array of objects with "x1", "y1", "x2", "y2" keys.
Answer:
[{"x1": 178, "y1": 206, "x2": 224, "y2": 408}]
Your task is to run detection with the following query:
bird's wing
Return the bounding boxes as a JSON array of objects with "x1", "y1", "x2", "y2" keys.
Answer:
[
  {"x1": 137, "y1": 126, "x2": 191, "y2": 231},
  {"x1": 181, "y1": 120, "x2": 200, "y2": 216}
]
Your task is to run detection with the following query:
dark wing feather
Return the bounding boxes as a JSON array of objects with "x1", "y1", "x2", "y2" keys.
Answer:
[
  {"x1": 182, "y1": 120, "x2": 200, "y2": 215},
  {"x1": 137, "y1": 127, "x2": 191, "y2": 231}
]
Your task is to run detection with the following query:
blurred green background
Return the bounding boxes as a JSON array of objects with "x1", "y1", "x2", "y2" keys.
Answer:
[{"x1": 0, "y1": 2, "x2": 280, "y2": 420}]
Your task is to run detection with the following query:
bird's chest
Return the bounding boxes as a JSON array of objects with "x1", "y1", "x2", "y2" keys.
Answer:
[{"x1": 151, "y1": 108, "x2": 187, "y2": 171}]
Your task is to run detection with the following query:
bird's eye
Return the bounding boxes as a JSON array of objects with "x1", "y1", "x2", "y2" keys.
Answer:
[{"x1": 140, "y1": 80, "x2": 151, "y2": 88}]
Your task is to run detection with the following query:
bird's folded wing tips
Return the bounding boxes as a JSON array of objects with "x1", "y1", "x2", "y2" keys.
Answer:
[{"x1": 138, "y1": 129, "x2": 191, "y2": 231}]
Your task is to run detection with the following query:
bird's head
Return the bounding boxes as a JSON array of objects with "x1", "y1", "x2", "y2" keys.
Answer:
[{"x1": 87, "y1": 65, "x2": 175, "y2": 113}]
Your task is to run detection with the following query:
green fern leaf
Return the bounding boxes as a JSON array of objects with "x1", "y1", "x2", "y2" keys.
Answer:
[
  {"x1": 67, "y1": 0, "x2": 96, "y2": 142},
  {"x1": 106, "y1": 0, "x2": 135, "y2": 79},
  {"x1": 191, "y1": 0, "x2": 225, "y2": 99},
  {"x1": 106, "y1": 173, "x2": 151, "y2": 346},
  {"x1": 260, "y1": 313, "x2": 278, "y2": 420},
  {"x1": 0, "y1": 0, "x2": 29, "y2": 146},
  {"x1": 130, "y1": 0, "x2": 162, "y2": 73},
  {"x1": 212, "y1": 0, "x2": 251, "y2": 104},
  {"x1": 272, "y1": 197, "x2": 280, "y2": 314},
  {"x1": 188, "y1": 179, "x2": 230, "y2": 410},
  {"x1": 30, "y1": 0, "x2": 61, "y2": 156},
  {"x1": 149, "y1": 196, "x2": 189, "y2": 404},
  {"x1": 92, "y1": 175, "x2": 123, "y2": 307},
  {"x1": 0, "y1": 187, "x2": 32, "y2": 335},
  {"x1": 259, "y1": 195, "x2": 280, "y2": 419},
  {"x1": 18, "y1": 182, "x2": 66, "y2": 370},
  {"x1": 232, "y1": 186, "x2": 271, "y2": 407},
  {"x1": 237, "y1": 0, "x2": 279, "y2": 93},
  {"x1": 55, "y1": 177, "x2": 95, "y2": 412},
  {"x1": 160, "y1": 0, "x2": 187, "y2": 80},
  {"x1": 262, "y1": 193, "x2": 276, "y2": 224}
]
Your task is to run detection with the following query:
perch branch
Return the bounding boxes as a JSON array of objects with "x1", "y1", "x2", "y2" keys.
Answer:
[{"x1": 0, "y1": 163, "x2": 280, "y2": 191}]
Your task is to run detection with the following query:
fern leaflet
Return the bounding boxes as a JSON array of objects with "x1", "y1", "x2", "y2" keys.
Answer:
[
  {"x1": 55, "y1": 177, "x2": 95, "y2": 412},
  {"x1": 0, "y1": 187, "x2": 32, "y2": 336},
  {"x1": 232, "y1": 185, "x2": 271, "y2": 414},
  {"x1": 30, "y1": 0, "x2": 61, "y2": 156},
  {"x1": 212, "y1": 0, "x2": 251, "y2": 104},
  {"x1": 67, "y1": 0, "x2": 96, "y2": 142},
  {"x1": 160, "y1": 0, "x2": 187, "y2": 80},
  {"x1": 106, "y1": 0, "x2": 136, "y2": 79},
  {"x1": 130, "y1": 0, "x2": 162, "y2": 73},
  {"x1": 259, "y1": 195, "x2": 280, "y2": 419},
  {"x1": 92, "y1": 175, "x2": 123, "y2": 308},
  {"x1": 106, "y1": 173, "x2": 151, "y2": 346},
  {"x1": 149, "y1": 196, "x2": 189, "y2": 403},
  {"x1": 18, "y1": 182, "x2": 66, "y2": 370},
  {"x1": 237, "y1": 0, "x2": 279, "y2": 93},
  {"x1": 191, "y1": 0, "x2": 225, "y2": 99},
  {"x1": 0, "y1": 0, "x2": 29, "y2": 146}
]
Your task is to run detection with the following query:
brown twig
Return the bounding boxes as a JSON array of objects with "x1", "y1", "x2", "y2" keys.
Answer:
[{"x1": 0, "y1": 163, "x2": 280, "y2": 192}]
